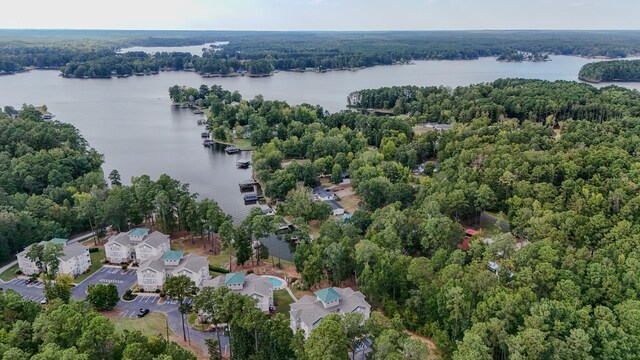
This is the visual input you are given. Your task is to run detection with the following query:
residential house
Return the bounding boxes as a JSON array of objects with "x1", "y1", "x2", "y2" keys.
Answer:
[
  {"x1": 105, "y1": 228, "x2": 170, "y2": 264},
  {"x1": 327, "y1": 200, "x2": 345, "y2": 216},
  {"x1": 290, "y1": 287, "x2": 370, "y2": 338},
  {"x1": 202, "y1": 272, "x2": 274, "y2": 312},
  {"x1": 136, "y1": 250, "x2": 210, "y2": 292},
  {"x1": 17, "y1": 238, "x2": 91, "y2": 277},
  {"x1": 312, "y1": 187, "x2": 336, "y2": 202}
]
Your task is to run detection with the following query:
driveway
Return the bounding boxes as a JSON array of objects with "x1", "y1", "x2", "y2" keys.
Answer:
[{"x1": 72, "y1": 266, "x2": 138, "y2": 300}]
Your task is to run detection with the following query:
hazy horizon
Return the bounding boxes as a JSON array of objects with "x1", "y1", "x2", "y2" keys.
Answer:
[{"x1": 2, "y1": 0, "x2": 638, "y2": 31}]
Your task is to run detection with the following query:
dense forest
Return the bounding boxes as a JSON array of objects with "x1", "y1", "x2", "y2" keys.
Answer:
[
  {"x1": 0, "y1": 290, "x2": 196, "y2": 359},
  {"x1": 186, "y1": 79, "x2": 640, "y2": 359},
  {"x1": 347, "y1": 79, "x2": 640, "y2": 124},
  {"x1": 3, "y1": 30, "x2": 640, "y2": 76},
  {"x1": 579, "y1": 59, "x2": 640, "y2": 82}
]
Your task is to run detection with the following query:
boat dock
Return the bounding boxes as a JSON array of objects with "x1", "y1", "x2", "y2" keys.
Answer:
[
  {"x1": 243, "y1": 194, "x2": 259, "y2": 202},
  {"x1": 236, "y1": 160, "x2": 251, "y2": 169},
  {"x1": 239, "y1": 179, "x2": 258, "y2": 191},
  {"x1": 201, "y1": 132, "x2": 210, "y2": 138},
  {"x1": 225, "y1": 145, "x2": 240, "y2": 154},
  {"x1": 203, "y1": 139, "x2": 213, "y2": 147}
]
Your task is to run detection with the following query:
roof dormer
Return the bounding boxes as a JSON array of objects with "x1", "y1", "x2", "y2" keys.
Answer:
[
  {"x1": 224, "y1": 272, "x2": 245, "y2": 290},
  {"x1": 315, "y1": 287, "x2": 341, "y2": 309},
  {"x1": 128, "y1": 228, "x2": 149, "y2": 242},
  {"x1": 162, "y1": 250, "x2": 184, "y2": 267}
]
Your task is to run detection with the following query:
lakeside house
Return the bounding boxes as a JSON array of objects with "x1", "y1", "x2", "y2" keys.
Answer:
[
  {"x1": 17, "y1": 238, "x2": 91, "y2": 277},
  {"x1": 137, "y1": 250, "x2": 210, "y2": 292},
  {"x1": 104, "y1": 228, "x2": 170, "y2": 264},
  {"x1": 202, "y1": 272, "x2": 274, "y2": 312},
  {"x1": 290, "y1": 287, "x2": 370, "y2": 338},
  {"x1": 313, "y1": 187, "x2": 345, "y2": 216}
]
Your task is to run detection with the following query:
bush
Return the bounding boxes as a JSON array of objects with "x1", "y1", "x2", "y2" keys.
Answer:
[
  {"x1": 208, "y1": 265, "x2": 229, "y2": 274},
  {"x1": 121, "y1": 264, "x2": 128, "y2": 271},
  {"x1": 159, "y1": 291, "x2": 166, "y2": 298},
  {"x1": 155, "y1": 288, "x2": 161, "y2": 293},
  {"x1": 15, "y1": 270, "x2": 22, "y2": 275},
  {"x1": 123, "y1": 289, "x2": 136, "y2": 301},
  {"x1": 88, "y1": 247, "x2": 100, "y2": 253}
]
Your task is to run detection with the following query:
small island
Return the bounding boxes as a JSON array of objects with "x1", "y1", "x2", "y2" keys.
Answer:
[{"x1": 579, "y1": 59, "x2": 640, "y2": 83}]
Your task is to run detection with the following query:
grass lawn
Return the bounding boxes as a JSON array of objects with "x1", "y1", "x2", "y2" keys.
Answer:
[
  {"x1": 211, "y1": 137, "x2": 254, "y2": 150},
  {"x1": 0, "y1": 263, "x2": 19, "y2": 282},
  {"x1": 273, "y1": 289, "x2": 295, "y2": 315},
  {"x1": 75, "y1": 248, "x2": 106, "y2": 283},
  {"x1": 209, "y1": 251, "x2": 233, "y2": 268},
  {"x1": 110, "y1": 312, "x2": 173, "y2": 338},
  {"x1": 264, "y1": 256, "x2": 294, "y2": 268}
]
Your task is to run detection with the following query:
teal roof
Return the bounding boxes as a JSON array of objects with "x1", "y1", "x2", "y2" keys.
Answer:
[
  {"x1": 315, "y1": 287, "x2": 341, "y2": 303},
  {"x1": 224, "y1": 272, "x2": 245, "y2": 286},
  {"x1": 49, "y1": 238, "x2": 68, "y2": 245},
  {"x1": 162, "y1": 250, "x2": 184, "y2": 261},
  {"x1": 128, "y1": 228, "x2": 149, "y2": 237}
]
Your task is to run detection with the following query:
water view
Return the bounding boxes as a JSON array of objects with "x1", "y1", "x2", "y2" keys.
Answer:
[{"x1": 1, "y1": 55, "x2": 639, "y2": 227}]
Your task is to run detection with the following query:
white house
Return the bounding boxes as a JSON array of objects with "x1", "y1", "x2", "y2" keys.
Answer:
[
  {"x1": 17, "y1": 238, "x2": 91, "y2": 278},
  {"x1": 313, "y1": 187, "x2": 336, "y2": 202},
  {"x1": 202, "y1": 272, "x2": 274, "y2": 312},
  {"x1": 327, "y1": 200, "x2": 345, "y2": 216},
  {"x1": 290, "y1": 287, "x2": 370, "y2": 338},
  {"x1": 105, "y1": 228, "x2": 170, "y2": 264},
  {"x1": 136, "y1": 250, "x2": 210, "y2": 292}
]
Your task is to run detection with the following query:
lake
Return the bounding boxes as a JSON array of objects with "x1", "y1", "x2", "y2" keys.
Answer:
[{"x1": 1, "y1": 55, "x2": 639, "y2": 232}]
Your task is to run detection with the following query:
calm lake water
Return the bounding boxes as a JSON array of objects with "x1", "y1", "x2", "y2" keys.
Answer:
[{"x1": 1, "y1": 55, "x2": 639, "y2": 237}]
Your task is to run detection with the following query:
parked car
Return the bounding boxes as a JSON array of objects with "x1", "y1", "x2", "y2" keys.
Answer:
[
  {"x1": 137, "y1": 308, "x2": 150, "y2": 318},
  {"x1": 26, "y1": 278, "x2": 36, "y2": 284},
  {"x1": 40, "y1": 299, "x2": 47, "y2": 305}
]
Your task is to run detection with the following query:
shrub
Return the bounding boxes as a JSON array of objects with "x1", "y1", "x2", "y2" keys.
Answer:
[
  {"x1": 155, "y1": 288, "x2": 161, "y2": 293},
  {"x1": 159, "y1": 291, "x2": 166, "y2": 298},
  {"x1": 121, "y1": 264, "x2": 128, "y2": 271},
  {"x1": 208, "y1": 265, "x2": 229, "y2": 274},
  {"x1": 15, "y1": 270, "x2": 22, "y2": 275},
  {"x1": 123, "y1": 289, "x2": 136, "y2": 301},
  {"x1": 88, "y1": 247, "x2": 100, "y2": 253}
]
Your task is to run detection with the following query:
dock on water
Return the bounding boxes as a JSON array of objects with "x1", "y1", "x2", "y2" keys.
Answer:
[{"x1": 236, "y1": 159, "x2": 251, "y2": 169}]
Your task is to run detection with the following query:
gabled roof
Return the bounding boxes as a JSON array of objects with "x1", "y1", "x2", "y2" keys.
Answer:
[
  {"x1": 327, "y1": 200, "x2": 343, "y2": 211},
  {"x1": 128, "y1": 228, "x2": 150, "y2": 237},
  {"x1": 225, "y1": 272, "x2": 245, "y2": 286},
  {"x1": 162, "y1": 250, "x2": 184, "y2": 261},
  {"x1": 106, "y1": 232, "x2": 131, "y2": 247},
  {"x1": 141, "y1": 231, "x2": 170, "y2": 248},
  {"x1": 315, "y1": 287, "x2": 341, "y2": 303},
  {"x1": 58, "y1": 243, "x2": 89, "y2": 261},
  {"x1": 49, "y1": 238, "x2": 68, "y2": 245},
  {"x1": 465, "y1": 228, "x2": 479, "y2": 236},
  {"x1": 313, "y1": 187, "x2": 334, "y2": 198},
  {"x1": 291, "y1": 287, "x2": 370, "y2": 330}
]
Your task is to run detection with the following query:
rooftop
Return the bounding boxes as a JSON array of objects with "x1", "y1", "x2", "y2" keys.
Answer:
[
  {"x1": 313, "y1": 187, "x2": 334, "y2": 198},
  {"x1": 315, "y1": 287, "x2": 341, "y2": 303},
  {"x1": 225, "y1": 272, "x2": 245, "y2": 286},
  {"x1": 128, "y1": 228, "x2": 150, "y2": 237},
  {"x1": 162, "y1": 250, "x2": 184, "y2": 261},
  {"x1": 327, "y1": 199, "x2": 343, "y2": 211}
]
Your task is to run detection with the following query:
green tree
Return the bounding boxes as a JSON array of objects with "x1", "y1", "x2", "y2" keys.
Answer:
[
  {"x1": 86, "y1": 283, "x2": 119, "y2": 310},
  {"x1": 163, "y1": 275, "x2": 196, "y2": 342},
  {"x1": 305, "y1": 317, "x2": 349, "y2": 360}
]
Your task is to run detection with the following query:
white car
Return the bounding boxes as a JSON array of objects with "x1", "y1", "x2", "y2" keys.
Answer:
[{"x1": 40, "y1": 299, "x2": 47, "y2": 305}]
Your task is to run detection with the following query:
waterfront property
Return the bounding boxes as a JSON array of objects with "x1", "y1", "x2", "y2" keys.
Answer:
[
  {"x1": 105, "y1": 228, "x2": 170, "y2": 264},
  {"x1": 17, "y1": 238, "x2": 91, "y2": 277},
  {"x1": 202, "y1": 272, "x2": 274, "y2": 312},
  {"x1": 290, "y1": 287, "x2": 370, "y2": 338},
  {"x1": 137, "y1": 250, "x2": 210, "y2": 292}
]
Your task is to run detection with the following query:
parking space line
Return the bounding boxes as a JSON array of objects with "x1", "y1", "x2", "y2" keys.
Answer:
[{"x1": 121, "y1": 310, "x2": 129, "y2": 318}]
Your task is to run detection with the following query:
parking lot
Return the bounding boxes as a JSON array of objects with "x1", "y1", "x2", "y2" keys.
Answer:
[
  {"x1": 1, "y1": 278, "x2": 47, "y2": 302},
  {"x1": 72, "y1": 266, "x2": 138, "y2": 300}
]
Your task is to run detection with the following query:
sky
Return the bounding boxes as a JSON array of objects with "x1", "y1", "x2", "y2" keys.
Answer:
[{"x1": 1, "y1": 0, "x2": 638, "y2": 31}]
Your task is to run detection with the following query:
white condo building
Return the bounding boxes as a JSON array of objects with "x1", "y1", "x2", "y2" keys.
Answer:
[
  {"x1": 17, "y1": 238, "x2": 91, "y2": 277},
  {"x1": 105, "y1": 228, "x2": 170, "y2": 264},
  {"x1": 290, "y1": 287, "x2": 371, "y2": 338}
]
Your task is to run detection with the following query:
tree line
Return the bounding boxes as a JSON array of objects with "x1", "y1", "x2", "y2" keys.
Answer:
[
  {"x1": 579, "y1": 59, "x2": 640, "y2": 82},
  {"x1": 5, "y1": 30, "x2": 640, "y2": 75}
]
